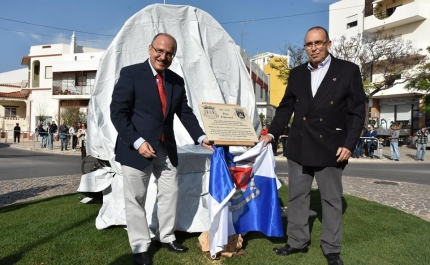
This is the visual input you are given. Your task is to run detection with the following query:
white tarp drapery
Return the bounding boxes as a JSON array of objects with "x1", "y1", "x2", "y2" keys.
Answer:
[{"x1": 78, "y1": 3, "x2": 261, "y2": 232}]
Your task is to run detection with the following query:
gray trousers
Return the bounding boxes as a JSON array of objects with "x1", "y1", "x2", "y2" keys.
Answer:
[
  {"x1": 122, "y1": 143, "x2": 178, "y2": 253},
  {"x1": 287, "y1": 160, "x2": 344, "y2": 254}
]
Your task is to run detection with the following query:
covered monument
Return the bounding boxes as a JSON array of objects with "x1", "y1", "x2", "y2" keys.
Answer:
[{"x1": 78, "y1": 4, "x2": 262, "y2": 232}]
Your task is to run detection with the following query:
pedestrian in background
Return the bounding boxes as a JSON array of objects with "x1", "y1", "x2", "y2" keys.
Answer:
[
  {"x1": 352, "y1": 124, "x2": 367, "y2": 158},
  {"x1": 77, "y1": 123, "x2": 87, "y2": 159},
  {"x1": 38, "y1": 124, "x2": 48, "y2": 148},
  {"x1": 389, "y1": 124, "x2": 400, "y2": 161},
  {"x1": 260, "y1": 124, "x2": 268, "y2": 138},
  {"x1": 365, "y1": 125, "x2": 378, "y2": 158},
  {"x1": 58, "y1": 120, "x2": 69, "y2": 151},
  {"x1": 51, "y1": 121, "x2": 58, "y2": 142},
  {"x1": 280, "y1": 126, "x2": 289, "y2": 157},
  {"x1": 69, "y1": 122, "x2": 78, "y2": 151},
  {"x1": 415, "y1": 125, "x2": 429, "y2": 161},
  {"x1": 47, "y1": 122, "x2": 54, "y2": 150},
  {"x1": 13, "y1": 123, "x2": 21, "y2": 143}
]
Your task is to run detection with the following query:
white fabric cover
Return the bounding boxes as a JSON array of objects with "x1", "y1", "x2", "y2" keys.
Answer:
[{"x1": 78, "y1": 3, "x2": 261, "y2": 232}]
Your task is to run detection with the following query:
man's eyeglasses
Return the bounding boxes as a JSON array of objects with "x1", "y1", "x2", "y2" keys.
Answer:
[
  {"x1": 304, "y1": 40, "x2": 330, "y2": 49},
  {"x1": 151, "y1": 44, "x2": 175, "y2": 59}
]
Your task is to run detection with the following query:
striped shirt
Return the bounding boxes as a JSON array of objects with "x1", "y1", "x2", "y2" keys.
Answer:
[{"x1": 307, "y1": 54, "x2": 331, "y2": 97}]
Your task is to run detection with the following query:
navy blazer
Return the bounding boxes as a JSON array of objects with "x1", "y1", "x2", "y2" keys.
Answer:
[
  {"x1": 110, "y1": 60, "x2": 204, "y2": 170},
  {"x1": 268, "y1": 55, "x2": 366, "y2": 167}
]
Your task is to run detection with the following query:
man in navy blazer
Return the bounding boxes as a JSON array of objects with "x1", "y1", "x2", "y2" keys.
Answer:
[
  {"x1": 110, "y1": 33, "x2": 213, "y2": 265},
  {"x1": 260, "y1": 27, "x2": 365, "y2": 265}
]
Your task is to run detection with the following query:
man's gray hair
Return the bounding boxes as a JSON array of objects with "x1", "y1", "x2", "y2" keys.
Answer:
[{"x1": 151, "y1": 33, "x2": 177, "y2": 53}]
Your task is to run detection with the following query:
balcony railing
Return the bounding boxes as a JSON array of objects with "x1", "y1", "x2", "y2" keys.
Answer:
[
  {"x1": 364, "y1": 1, "x2": 429, "y2": 32},
  {"x1": 52, "y1": 80, "x2": 93, "y2": 96}
]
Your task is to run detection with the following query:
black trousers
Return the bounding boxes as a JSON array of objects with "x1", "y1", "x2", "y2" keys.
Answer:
[{"x1": 14, "y1": 133, "x2": 20, "y2": 143}]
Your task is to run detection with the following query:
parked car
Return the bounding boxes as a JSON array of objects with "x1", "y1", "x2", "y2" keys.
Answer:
[{"x1": 410, "y1": 127, "x2": 430, "y2": 149}]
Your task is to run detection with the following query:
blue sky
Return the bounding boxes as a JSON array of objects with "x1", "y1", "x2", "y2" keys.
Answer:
[{"x1": 0, "y1": 0, "x2": 339, "y2": 73}]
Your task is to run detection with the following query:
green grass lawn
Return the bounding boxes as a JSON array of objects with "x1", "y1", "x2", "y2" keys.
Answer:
[{"x1": 1, "y1": 186, "x2": 429, "y2": 265}]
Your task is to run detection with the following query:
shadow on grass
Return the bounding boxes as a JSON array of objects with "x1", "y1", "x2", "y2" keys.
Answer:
[
  {"x1": 0, "y1": 198, "x2": 98, "y2": 265},
  {"x1": 0, "y1": 184, "x2": 66, "y2": 208},
  {"x1": 258, "y1": 189, "x2": 348, "y2": 248}
]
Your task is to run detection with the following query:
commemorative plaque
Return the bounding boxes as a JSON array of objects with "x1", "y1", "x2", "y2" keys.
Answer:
[{"x1": 199, "y1": 103, "x2": 259, "y2": 146}]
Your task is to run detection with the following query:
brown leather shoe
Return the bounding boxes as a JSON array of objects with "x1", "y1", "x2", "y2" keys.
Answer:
[{"x1": 273, "y1": 244, "x2": 308, "y2": 256}]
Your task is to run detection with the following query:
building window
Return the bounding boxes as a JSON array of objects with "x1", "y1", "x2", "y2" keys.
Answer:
[
  {"x1": 260, "y1": 87, "x2": 263, "y2": 98},
  {"x1": 75, "y1": 72, "x2": 87, "y2": 86},
  {"x1": 5, "y1": 107, "x2": 17, "y2": 117},
  {"x1": 45, "y1": 66, "x2": 53, "y2": 79},
  {"x1": 347, "y1": 21, "x2": 357, "y2": 29}
]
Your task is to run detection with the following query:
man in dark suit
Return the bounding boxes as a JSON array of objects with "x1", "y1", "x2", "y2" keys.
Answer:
[
  {"x1": 260, "y1": 26, "x2": 365, "y2": 265},
  {"x1": 13, "y1": 123, "x2": 21, "y2": 143},
  {"x1": 110, "y1": 33, "x2": 213, "y2": 265}
]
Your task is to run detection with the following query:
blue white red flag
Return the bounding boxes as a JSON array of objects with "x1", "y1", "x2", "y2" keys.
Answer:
[{"x1": 208, "y1": 142, "x2": 283, "y2": 258}]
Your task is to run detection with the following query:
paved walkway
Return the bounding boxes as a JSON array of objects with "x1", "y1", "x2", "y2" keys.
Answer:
[{"x1": 1, "y1": 142, "x2": 429, "y2": 222}]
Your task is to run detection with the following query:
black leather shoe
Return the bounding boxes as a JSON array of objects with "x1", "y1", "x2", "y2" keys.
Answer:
[
  {"x1": 326, "y1": 253, "x2": 343, "y2": 265},
  {"x1": 162, "y1": 241, "x2": 189, "y2": 253},
  {"x1": 133, "y1": 252, "x2": 151, "y2": 265},
  {"x1": 273, "y1": 244, "x2": 308, "y2": 256}
]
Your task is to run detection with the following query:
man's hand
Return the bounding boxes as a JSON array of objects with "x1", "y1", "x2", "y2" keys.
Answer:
[
  {"x1": 336, "y1": 147, "x2": 351, "y2": 162},
  {"x1": 201, "y1": 137, "x2": 214, "y2": 152},
  {"x1": 259, "y1": 134, "x2": 273, "y2": 147},
  {"x1": 138, "y1": 141, "x2": 157, "y2": 159}
]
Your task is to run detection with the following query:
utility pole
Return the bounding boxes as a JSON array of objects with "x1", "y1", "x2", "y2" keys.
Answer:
[{"x1": 240, "y1": 20, "x2": 253, "y2": 57}]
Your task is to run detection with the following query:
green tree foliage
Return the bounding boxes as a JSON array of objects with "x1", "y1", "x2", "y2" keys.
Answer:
[
  {"x1": 269, "y1": 43, "x2": 307, "y2": 85},
  {"x1": 60, "y1": 100, "x2": 87, "y2": 126},
  {"x1": 406, "y1": 47, "x2": 430, "y2": 113},
  {"x1": 331, "y1": 31, "x2": 425, "y2": 97}
]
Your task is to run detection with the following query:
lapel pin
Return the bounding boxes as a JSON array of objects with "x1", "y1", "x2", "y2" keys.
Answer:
[{"x1": 333, "y1": 78, "x2": 337, "y2": 81}]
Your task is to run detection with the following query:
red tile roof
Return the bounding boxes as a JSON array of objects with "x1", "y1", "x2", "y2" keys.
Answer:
[
  {"x1": 0, "y1": 91, "x2": 28, "y2": 99},
  {"x1": 0, "y1": 83, "x2": 21, "y2": 88}
]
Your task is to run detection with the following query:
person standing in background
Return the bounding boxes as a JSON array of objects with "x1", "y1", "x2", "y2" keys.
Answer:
[
  {"x1": 13, "y1": 123, "x2": 21, "y2": 143},
  {"x1": 280, "y1": 126, "x2": 290, "y2": 157},
  {"x1": 69, "y1": 122, "x2": 78, "y2": 151},
  {"x1": 58, "y1": 120, "x2": 69, "y2": 151},
  {"x1": 352, "y1": 124, "x2": 367, "y2": 158},
  {"x1": 415, "y1": 125, "x2": 429, "y2": 161},
  {"x1": 77, "y1": 123, "x2": 87, "y2": 159},
  {"x1": 51, "y1": 121, "x2": 58, "y2": 142},
  {"x1": 365, "y1": 125, "x2": 378, "y2": 158},
  {"x1": 389, "y1": 124, "x2": 400, "y2": 161},
  {"x1": 38, "y1": 124, "x2": 48, "y2": 148},
  {"x1": 260, "y1": 124, "x2": 268, "y2": 138},
  {"x1": 47, "y1": 122, "x2": 54, "y2": 150}
]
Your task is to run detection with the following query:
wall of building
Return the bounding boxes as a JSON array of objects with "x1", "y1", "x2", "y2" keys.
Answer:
[
  {"x1": 329, "y1": 0, "x2": 363, "y2": 39},
  {"x1": 329, "y1": 0, "x2": 430, "y2": 135},
  {"x1": 28, "y1": 90, "x2": 60, "y2": 130},
  {"x1": 0, "y1": 68, "x2": 28, "y2": 86},
  {"x1": 263, "y1": 57, "x2": 287, "y2": 107}
]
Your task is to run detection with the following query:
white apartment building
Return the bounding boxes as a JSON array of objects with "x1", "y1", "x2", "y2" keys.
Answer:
[
  {"x1": 0, "y1": 32, "x2": 104, "y2": 139},
  {"x1": 238, "y1": 47, "x2": 272, "y2": 123},
  {"x1": 329, "y1": 0, "x2": 430, "y2": 135},
  {"x1": 1, "y1": 34, "x2": 267, "y2": 139}
]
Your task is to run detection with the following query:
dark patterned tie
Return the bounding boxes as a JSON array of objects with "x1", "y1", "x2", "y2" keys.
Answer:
[{"x1": 156, "y1": 73, "x2": 166, "y2": 142}]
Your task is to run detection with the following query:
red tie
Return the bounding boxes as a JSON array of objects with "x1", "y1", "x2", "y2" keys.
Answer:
[{"x1": 156, "y1": 73, "x2": 166, "y2": 142}]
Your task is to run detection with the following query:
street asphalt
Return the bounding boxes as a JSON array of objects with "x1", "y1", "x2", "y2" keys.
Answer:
[{"x1": 1, "y1": 139, "x2": 429, "y2": 222}]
